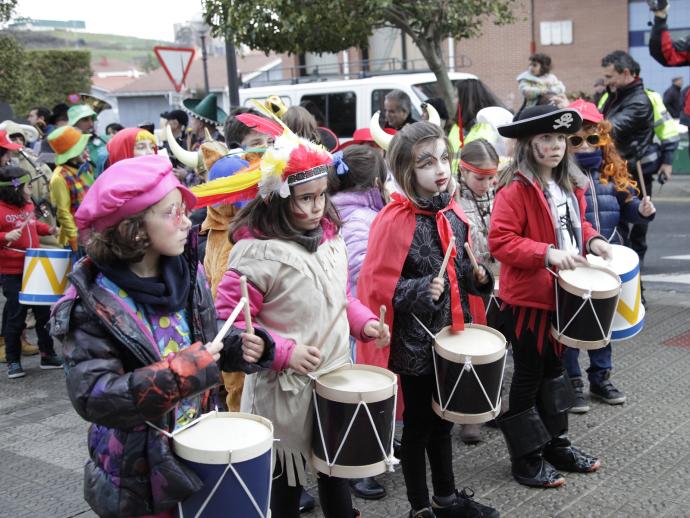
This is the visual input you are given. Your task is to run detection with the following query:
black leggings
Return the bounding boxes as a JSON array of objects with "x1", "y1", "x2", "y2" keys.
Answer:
[
  {"x1": 270, "y1": 459, "x2": 352, "y2": 518},
  {"x1": 399, "y1": 374, "x2": 455, "y2": 510}
]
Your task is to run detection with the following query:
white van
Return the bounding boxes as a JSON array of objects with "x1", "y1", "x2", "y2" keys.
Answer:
[{"x1": 238, "y1": 72, "x2": 477, "y2": 139}]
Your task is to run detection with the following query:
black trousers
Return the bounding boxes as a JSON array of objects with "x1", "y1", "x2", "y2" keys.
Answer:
[
  {"x1": 270, "y1": 459, "x2": 352, "y2": 518},
  {"x1": 499, "y1": 305, "x2": 564, "y2": 417},
  {"x1": 618, "y1": 167, "x2": 655, "y2": 266},
  {"x1": 1, "y1": 274, "x2": 53, "y2": 363},
  {"x1": 399, "y1": 373, "x2": 455, "y2": 510}
]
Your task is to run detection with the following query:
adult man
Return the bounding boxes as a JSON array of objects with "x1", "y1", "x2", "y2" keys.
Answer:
[
  {"x1": 67, "y1": 104, "x2": 108, "y2": 175},
  {"x1": 160, "y1": 109, "x2": 189, "y2": 170},
  {"x1": 27, "y1": 107, "x2": 51, "y2": 153},
  {"x1": 47, "y1": 126, "x2": 94, "y2": 251},
  {"x1": 599, "y1": 51, "x2": 674, "y2": 273},
  {"x1": 383, "y1": 89, "x2": 414, "y2": 130},
  {"x1": 663, "y1": 77, "x2": 683, "y2": 118}
]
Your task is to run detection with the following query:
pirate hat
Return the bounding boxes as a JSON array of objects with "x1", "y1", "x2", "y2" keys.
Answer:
[
  {"x1": 498, "y1": 105, "x2": 582, "y2": 139},
  {"x1": 182, "y1": 93, "x2": 227, "y2": 126}
]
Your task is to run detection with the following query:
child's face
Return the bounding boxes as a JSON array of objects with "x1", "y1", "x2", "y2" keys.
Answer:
[
  {"x1": 531, "y1": 133, "x2": 567, "y2": 171},
  {"x1": 289, "y1": 176, "x2": 328, "y2": 231},
  {"x1": 22, "y1": 182, "x2": 31, "y2": 203},
  {"x1": 413, "y1": 138, "x2": 450, "y2": 199},
  {"x1": 133, "y1": 140, "x2": 155, "y2": 157},
  {"x1": 461, "y1": 167, "x2": 497, "y2": 197},
  {"x1": 143, "y1": 188, "x2": 191, "y2": 257}
]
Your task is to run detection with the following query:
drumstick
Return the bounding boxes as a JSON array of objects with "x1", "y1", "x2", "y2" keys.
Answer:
[
  {"x1": 635, "y1": 161, "x2": 647, "y2": 199},
  {"x1": 463, "y1": 242, "x2": 480, "y2": 271},
  {"x1": 239, "y1": 276, "x2": 254, "y2": 335},
  {"x1": 438, "y1": 237, "x2": 456, "y2": 278},
  {"x1": 378, "y1": 305, "x2": 386, "y2": 335},
  {"x1": 213, "y1": 297, "x2": 246, "y2": 344},
  {"x1": 314, "y1": 303, "x2": 347, "y2": 350}
]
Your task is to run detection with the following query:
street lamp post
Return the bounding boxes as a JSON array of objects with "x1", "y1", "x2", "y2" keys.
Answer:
[{"x1": 200, "y1": 31, "x2": 210, "y2": 94}]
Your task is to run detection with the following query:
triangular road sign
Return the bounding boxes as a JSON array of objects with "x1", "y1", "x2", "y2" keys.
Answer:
[{"x1": 154, "y1": 46, "x2": 196, "y2": 93}]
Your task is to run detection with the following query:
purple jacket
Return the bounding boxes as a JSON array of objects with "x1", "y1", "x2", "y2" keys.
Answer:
[{"x1": 331, "y1": 188, "x2": 385, "y2": 295}]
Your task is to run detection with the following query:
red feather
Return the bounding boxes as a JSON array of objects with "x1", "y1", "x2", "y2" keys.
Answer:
[
  {"x1": 284, "y1": 143, "x2": 331, "y2": 175},
  {"x1": 235, "y1": 113, "x2": 283, "y2": 138}
]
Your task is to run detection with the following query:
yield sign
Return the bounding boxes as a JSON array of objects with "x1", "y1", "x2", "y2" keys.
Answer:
[{"x1": 154, "y1": 46, "x2": 196, "y2": 93}]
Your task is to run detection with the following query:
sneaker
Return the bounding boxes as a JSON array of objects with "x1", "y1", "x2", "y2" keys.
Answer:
[
  {"x1": 8, "y1": 361, "x2": 26, "y2": 379},
  {"x1": 460, "y1": 423, "x2": 482, "y2": 444},
  {"x1": 569, "y1": 377, "x2": 590, "y2": 414},
  {"x1": 408, "y1": 507, "x2": 434, "y2": 518},
  {"x1": 40, "y1": 354, "x2": 63, "y2": 370},
  {"x1": 299, "y1": 488, "x2": 315, "y2": 513},
  {"x1": 433, "y1": 488, "x2": 500, "y2": 518},
  {"x1": 590, "y1": 379, "x2": 626, "y2": 405}
]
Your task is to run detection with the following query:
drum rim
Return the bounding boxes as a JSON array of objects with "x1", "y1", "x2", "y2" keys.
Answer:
[
  {"x1": 549, "y1": 326, "x2": 610, "y2": 350},
  {"x1": 588, "y1": 245, "x2": 640, "y2": 282},
  {"x1": 557, "y1": 264, "x2": 621, "y2": 299},
  {"x1": 431, "y1": 398, "x2": 501, "y2": 424},
  {"x1": 23, "y1": 248, "x2": 74, "y2": 258},
  {"x1": 311, "y1": 453, "x2": 391, "y2": 479},
  {"x1": 433, "y1": 324, "x2": 507, "y2": 365},
  {"x1": 314, "y1": 364, "x2": 397, "y2": 404},
  {"x1": 173, "y1": 411, "x2": 274, "y2": 465}
]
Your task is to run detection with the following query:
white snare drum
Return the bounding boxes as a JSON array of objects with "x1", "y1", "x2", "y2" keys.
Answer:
[
  {"x1": 588, "y1": 244, "x2": 645, "y2": 341},
  {"x1": 551, "y1": 265, "x2": 621, "y2": 349},
  {"x1": 432, "y1": 324, "x2": 507, "y2": 424},
  {"x1": 173, "y1": 411, "x2": 273, "y2": 518},
  {"x1": 19, "y1": 248, "x2": 74, "y2": 305},
  {"x1": 311, "y1": 364, "x2": 397, "y2": 479}
]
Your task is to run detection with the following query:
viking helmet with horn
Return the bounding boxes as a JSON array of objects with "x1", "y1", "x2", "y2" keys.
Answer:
[{"x1": 369, "y1": 102, "x2": 442, "y2": 151}]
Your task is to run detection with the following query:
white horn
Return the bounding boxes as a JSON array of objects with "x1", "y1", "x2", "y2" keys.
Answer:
[
  {"x1": 422, "y1": 102, "x2": 441, "y2": 127},
  {"x1": 369, "y1": 111, "x2": 394, "y2": 151},
  {"x1": 166, "y1": 124, "x2": 199, "y2": 170}
]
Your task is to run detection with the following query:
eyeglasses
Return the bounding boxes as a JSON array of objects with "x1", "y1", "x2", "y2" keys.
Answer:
[
  {"x1": 568, "y1": 134, "x2": 602, "y2": 148},
  {"x1": 152, "y1": 202, "x2": 189, "y2": 226}
]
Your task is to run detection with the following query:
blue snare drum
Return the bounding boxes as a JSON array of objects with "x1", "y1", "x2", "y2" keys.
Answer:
[
  {"x1": 173, "y1": 412, "x2": 273, "y2": 518},
  {"x1": 19, "y1": 248, "x2": 74, "y2": 305}
]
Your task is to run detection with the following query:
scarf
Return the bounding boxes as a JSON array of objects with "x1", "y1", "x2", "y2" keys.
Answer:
[
  {"x1": 575, "y1": 149, "x2": 603, "y2": 171},
  {"x1": 96, "y1": 255, "x2": 190, "y2": 312},
  {"x1": 411, "y1": 193, "x2": 465, "y2": 332},
  {"x1": 291, "y1": 225, "x2": 323, "y2": 253}
]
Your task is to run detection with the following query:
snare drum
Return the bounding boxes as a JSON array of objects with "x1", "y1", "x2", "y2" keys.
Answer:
[
  {"x1": 311, "y1": 364, "x2": 397, "y2": 479},
  {"x1": 551, "y1": 265, "x2": 621, "y2": 350},
  {"x1": 173, "y1": 412, "x2": 273, "y2": 518},
  {"x1": 432, "y1": 324, "x2": 507, "y2": 424},
  {"x1": 588, "y1": 244, "x2": 645, "y2": 341},
  {"x1": 19, "y1": 248, "x2": 74, "y2": 305}
]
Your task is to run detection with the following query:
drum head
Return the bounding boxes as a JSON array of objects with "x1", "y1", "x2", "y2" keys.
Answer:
[
  {"x1": 173, "y1": 412, "x2": 273, "y2": 464},
  {"x1": 435, "y1": 324, "x2": 506, "y2": 365},
  {"x1": 315, "y1": 364, "x2": 397, "y2": 404},
  {"x1": 588, "y1": 244, "x2": 639, "y2": 278},
  {"x1": 559, "y1": 265, "x2": 620, "y2": 299}
]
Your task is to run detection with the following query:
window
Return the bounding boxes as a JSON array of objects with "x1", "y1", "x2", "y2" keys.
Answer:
[
  {"x1": 301, "y1": 92, "x2": 356, "y2": 138},
  {"x1": 540, "y1": 20, "x2": 573, "y2": 46}
]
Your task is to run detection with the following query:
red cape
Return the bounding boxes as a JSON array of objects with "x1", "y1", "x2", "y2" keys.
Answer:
[{"x1": 356, "y1": 194, "x2": 486, "y2": 416}]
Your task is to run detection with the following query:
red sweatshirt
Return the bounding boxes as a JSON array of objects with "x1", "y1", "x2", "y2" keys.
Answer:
[{"x1": 0, "y1": 200, "x2": 53, "y2": 274}]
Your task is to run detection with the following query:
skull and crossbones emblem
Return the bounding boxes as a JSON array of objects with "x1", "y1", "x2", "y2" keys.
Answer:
[{"x1": 552, "y1": 113, "x2": 574, "y2": 130}]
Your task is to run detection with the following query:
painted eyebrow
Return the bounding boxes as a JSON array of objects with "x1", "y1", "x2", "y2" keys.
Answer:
[{"x1": 415, "y1": 152, "x2": 435, "y2": 163}]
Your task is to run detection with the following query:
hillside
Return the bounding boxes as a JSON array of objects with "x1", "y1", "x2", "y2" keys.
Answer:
[{"x1": 0, "y1": 29, "x2": 171, "y2": 69}]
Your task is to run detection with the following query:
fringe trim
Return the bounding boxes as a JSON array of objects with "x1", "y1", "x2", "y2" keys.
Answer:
[
  {"x1": 275, "y1": 446, "x2": 310, "y2": 487},
  {"x1": 502, "y1": 303, "x2": 562, "y2": 356}
]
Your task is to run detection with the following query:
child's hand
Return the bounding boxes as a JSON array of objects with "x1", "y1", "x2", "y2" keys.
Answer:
[
  {"x1": 204, "y1": 341, "x2": 223, "y2": 362},
  {"x1": 547, "y1": 248, "x2": 588, "y2": 270},
  {"x1": 241, "y1": 332, "x2": 265, "y2": 363},
  {"x1": 4, "y1": 228, "x2": 22, "y2": 242},
  {"x1": 49, "y1": 226, "x2": 58, "y2": 236},
  {"x1": 429, "y1": 276, "x2": 444, "y2": 301},
  {"x1": 474, "y1": 265, "x2": 489, "y2": 285},
  {"x1": 363, "y1": 320, "x2": 391, "y2": 349},
  {"x1": 638, "y1": 196, "x2": 656, "y2": 217},
  {"x1": 288, "y1": 344, "x2": 321, "y2": 374},
  {"x1": 589, "y1": 238, "x2": 612, "y2": 261}
]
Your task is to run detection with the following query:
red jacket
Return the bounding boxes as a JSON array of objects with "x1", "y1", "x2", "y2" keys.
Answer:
[
  {"x1": 488, "y1": 170, "x2": 600, "y2": 310},
  {"x1": 0, "y1": 200, "x2": 52, "y2": 274}
]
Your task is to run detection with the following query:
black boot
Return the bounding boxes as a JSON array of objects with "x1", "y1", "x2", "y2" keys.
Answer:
[
  {"x1": 498, "y1": 407, "x2": 565, "y2": 488},
  {"x1": 299, "y1": 487, "x2": 315, "y2": 513},
  {"x1": 349, "y1": 477, "x2": 386, "y2": 500},
  {"x1": 539, "y1": 375, "x2": 601, "y2": 474}
]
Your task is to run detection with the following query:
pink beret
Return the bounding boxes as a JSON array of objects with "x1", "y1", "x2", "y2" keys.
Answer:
[{"x1": 75, "y1": 155, "x2": 196, "y2": 232}]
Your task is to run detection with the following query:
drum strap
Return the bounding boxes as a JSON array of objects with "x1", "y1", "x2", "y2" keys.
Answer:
[{"x1": 413, "y1": 202, "x2": 465, "y2": 332}]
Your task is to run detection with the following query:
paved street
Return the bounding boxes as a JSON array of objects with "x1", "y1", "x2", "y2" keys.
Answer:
[{"x1": 1, "y1": 178, "x2": 689, "y2": 518}]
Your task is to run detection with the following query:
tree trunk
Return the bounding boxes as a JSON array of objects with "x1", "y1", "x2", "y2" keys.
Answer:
[{"x1": 414, "y1": 37, "x2": 455, "y2": 124}]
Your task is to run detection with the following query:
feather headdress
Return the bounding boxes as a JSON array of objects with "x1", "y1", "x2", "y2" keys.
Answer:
[{"x1": 191, "y1": 98, "x2": 332, "y2": 207}]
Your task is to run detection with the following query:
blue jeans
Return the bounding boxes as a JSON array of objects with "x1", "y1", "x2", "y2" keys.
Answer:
[
  {"x1": 563, "y1": 344, "x2": 612, "y2": 385},
  {"x1": 0, "y1": 274, "x2": 54, "y2": 363}
]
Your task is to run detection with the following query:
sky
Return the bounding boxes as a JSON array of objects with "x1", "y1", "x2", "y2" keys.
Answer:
[{"x1": 13, "y1": 0, "x2": 205, "y2": 41}]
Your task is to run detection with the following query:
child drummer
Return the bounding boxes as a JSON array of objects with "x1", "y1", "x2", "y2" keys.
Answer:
[
  {"x1": 489, "y1": 105, "x2": 612, "y2": 488},
  {"x1": 358, "y1": 120, "x2": 498, "y2": 518},
  {"x1": 210, "y1": 115, "x2": 390, "y2": 518}
]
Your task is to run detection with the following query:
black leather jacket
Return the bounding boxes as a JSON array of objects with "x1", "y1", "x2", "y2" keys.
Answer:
[{"x1": 600, "y1": 79, "x2": 654, "y2": 163}]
